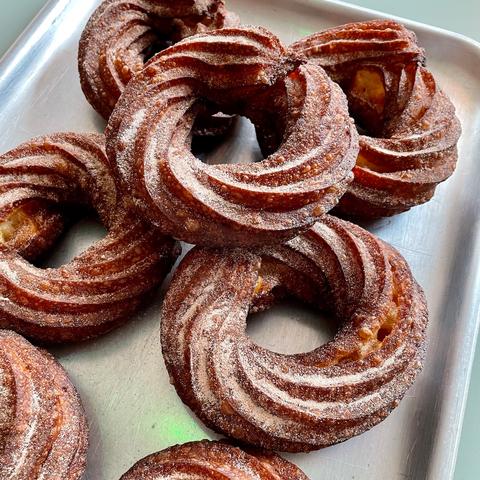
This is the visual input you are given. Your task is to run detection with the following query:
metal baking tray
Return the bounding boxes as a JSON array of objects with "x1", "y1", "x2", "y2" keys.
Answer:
[{"x1": 1, "y1": 0, "x2": 479, "y2": 479}]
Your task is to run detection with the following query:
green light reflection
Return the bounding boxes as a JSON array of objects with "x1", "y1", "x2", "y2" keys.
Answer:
[{"x1": 142, "y1": 406, "x2": 212, "y2": 448}]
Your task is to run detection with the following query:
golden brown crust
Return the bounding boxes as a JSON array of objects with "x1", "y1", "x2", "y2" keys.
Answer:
[
  {"x1": 78, "y1": 0, "x2": 239, "y2": 126},
  {"x1": 0, "y1": 329, "x2": 88, "y2": 479},
  {"x1": 120, "y1": 440, "x2": 309, "y2": 479},
  {"x1": 0, "y1": 133, "x2": 180, "y2": 343},
  {"x1": 161, "y1": 215, "x2": 428, "y2": 451},
  {"x1": 106, "y1": 26, "x2": 359, "y2": 247},
  {"x1": 0, "y1": 202, "x2": 65, "y2": 263},
  {"x1": 292, "y1": 20, "x2": 425, "y2": 84},
  {"x1": 292, "y1": 20, "x2": 461, "y2": 218}
]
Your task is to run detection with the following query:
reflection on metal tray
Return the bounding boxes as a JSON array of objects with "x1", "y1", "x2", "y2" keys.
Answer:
[{"x1": 1, "y1": 0, "x2": 480, "y2": 479}]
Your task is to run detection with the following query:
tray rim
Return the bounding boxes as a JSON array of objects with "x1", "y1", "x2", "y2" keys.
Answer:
[
  {"x1": 1, "y1": 1, "x2": 479, "y2": 479},
  {"x1": 2, "y1": 0, "x2": 480, "y2": 73}
]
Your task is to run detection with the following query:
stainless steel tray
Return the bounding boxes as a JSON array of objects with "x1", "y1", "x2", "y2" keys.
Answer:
[{"x1": 1, "y1": 1, "x2": 480, "y2": 479}]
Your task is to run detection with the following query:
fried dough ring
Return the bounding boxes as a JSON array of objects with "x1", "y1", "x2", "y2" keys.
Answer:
[
  {"x1": 0, "y1": 132, "x2": 180, "y2": 343},
  {"x1": 0, "y1": 329, "x2": 88, "y2": 479},
  {"x1": 292, "y1": 20, "x2": 461, "y2": 217},
  {"x1": 79, "y1": 0, "x2": 239, "y2": 134},
  {"x1": 161, "y1": 215, "x2": 428, "y2": 451},
  {"x1": 120, "y1": 440, "x2": 309, "y2": 479},
  {"x1": 106, "y1": 27, "x2": 358, "y2": 246}
]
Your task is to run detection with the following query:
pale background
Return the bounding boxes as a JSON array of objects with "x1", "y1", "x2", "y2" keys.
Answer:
[{"x1": 0, "y1": 1, "x2": 478, "y2": 478}]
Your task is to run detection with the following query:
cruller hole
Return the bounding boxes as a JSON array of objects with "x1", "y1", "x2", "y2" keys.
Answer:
[
  {"x1": 246, "y1": 298, "x2": 336, "y2": 355},
  {"x1": 192, "y1": 116, "x2": 264, "y2": 166},
  {"x1": 40, "y1": 214, "x2": 107, "y2": 269}
]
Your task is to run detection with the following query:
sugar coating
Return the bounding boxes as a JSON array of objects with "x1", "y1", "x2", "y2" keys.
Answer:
[
  {"x1": 78, "y1": 0, "x2": 239, "y2": 120},
  {"x1": 161, "y1": 215, "x2": 428, "y2": 452},
  {"x1": 291, "y1": 19, "x2": 461, "y2": 218},
  {"x1": 119, "y1": 440, "x2": 308, "y2": 479},
  {"x1": 106, "y1": 26, "x2": 359, "y2": 247},
  {"x1": 0, "y1": 330, "x2": 88, "y2": 479},
  {"x1": 0, "y1": 132, "x2": 179, "y2": 343}
]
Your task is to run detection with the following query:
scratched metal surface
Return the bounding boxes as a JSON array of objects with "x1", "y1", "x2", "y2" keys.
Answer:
[{"x1": 0, "y1": 0, "x2": 479, "y2": 479}]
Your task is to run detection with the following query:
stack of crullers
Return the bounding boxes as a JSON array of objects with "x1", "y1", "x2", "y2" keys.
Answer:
[{"x1": 0, "y1": 0, "x2": 461, "y2": 478}]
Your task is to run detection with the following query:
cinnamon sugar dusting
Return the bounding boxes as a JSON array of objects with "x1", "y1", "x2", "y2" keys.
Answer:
[
  {"x1": 0, "y1": 330, "x2": 88, "y2": 479},
  {"x1": 161, "y1": 215, "x2": 428, "y2": 452},
  {"x1": 292, "y1": 19, "x2": 461, "y2": 218},
  {"x1": 0, "y1": 133, "x2": 179, "y2": 343},
  {"x1": 106, "y1": 26, "x2": 359, "y2": 246},
  {"x1": 119, "y1": 440, "x2": 308, "y2": 479},
  {"x1": 78, "y1": 0, "x2": 239, "y2": 120}
]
